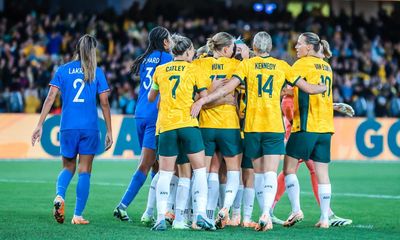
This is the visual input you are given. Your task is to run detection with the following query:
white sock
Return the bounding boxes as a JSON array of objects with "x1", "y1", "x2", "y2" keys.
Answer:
[
  {"x1": 167, "y1": 175, "x2": 179, "y2": 212},
  {"x1": 318, "y1": 184, "x2": 331, "y2": 222},
  {"x1": 218, "y1": 183, "x2": 226, "y2": 208},
  {"x1": 206, "y1": 172, "x2": 219, "y2": 220},
  {"x1": 156, "y1": 170, "x2": 174, "y2": 222},
  {"x1": 145, "y1": 172, "x2": 159, "y2": 216},
  {"x1": 193, "y1": 167, "x2": 208, "y2": 217},
  {"x1": 232, "y1": 184, "x2": 244, "y2": 216},
  {"x1": 254, "y1": 173, "x2": 264, "y2": 211},
  {"x1": 175, "y1": 177, "x2": 190, "y2": 222},
  {"x1": 223, "y1": 171, "x2": 240, "y2": 209},
  {"x1": 243, "y1": 187, "x2": 255, "y2": 222},
  {"x1": 262, "y1": 171, "x2": 277, "y2": 215},
  {"x1": 285, "y1": 174, "x2": 301, "y2": 213},
  {"x1": 191, "y1": 176, "x2": 197, "y2": 222}
]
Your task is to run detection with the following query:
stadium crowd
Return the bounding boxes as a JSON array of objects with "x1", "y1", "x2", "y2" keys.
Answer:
[{"x1": 0, "y1": 6, "x2": 399, "y2": 117}]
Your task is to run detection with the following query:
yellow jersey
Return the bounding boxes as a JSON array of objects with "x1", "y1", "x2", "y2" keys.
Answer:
[
  {"x1": 193, "y1": 57, "x2": 241, "y2": 129},
  {"x1": 291, "y1": 56, "x2": 334, "y2": 133},
  {"x1": 152, "y1": 60, "x2": 208, "y2": 133},
  {"x1": 233, "y1": 56, "x2": 296, "y2": 133}
]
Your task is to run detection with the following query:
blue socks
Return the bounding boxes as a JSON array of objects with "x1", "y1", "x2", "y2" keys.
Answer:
[
  {"x1": 74, "y1": 173, "x2": 91, "y2": 216},
  {"x1": 56, "y1": 169, "x2": 74, "y2": 199},
  {"x1": 119, "y1": 170, "x2": 147, "y2": 209}
]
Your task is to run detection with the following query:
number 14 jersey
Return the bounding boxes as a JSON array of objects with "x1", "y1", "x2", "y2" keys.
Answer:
[{"x1": 233, "y1": 56, "x2": 295, "y2": 133}]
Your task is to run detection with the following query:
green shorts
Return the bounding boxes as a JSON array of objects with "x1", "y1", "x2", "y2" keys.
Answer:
[
  {"x1": 244, "y1": 132, "x2": 285, "y2": 159},
  {"x1": 241, "y1": 139, "x2": 253, "y2": 169},
  {"x1": 286, "y1": 131, "x2": 332, "y2": 163},
  {"x1": 155, "y1": 135, "x2": 159, "y2": 161},
  {"x1": 176, "y1": 141, "x2": 190, "y2": 165},
  {"x1": 200, "y1": 128, "x2": 242, "y2": 157},
  {"x1": 159, "y1": 127, "x2": 204, "y2": 157}
]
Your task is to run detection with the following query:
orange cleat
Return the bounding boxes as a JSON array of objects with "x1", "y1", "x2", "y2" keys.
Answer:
[
  {"x1": 242, "y1": 220, "x2": 257, "y2": 228},
  {"x1": 255, "y1": 214, "x2": 273, "y2": 232},
  {"x1": 165, "y1": 211, "x2": 175, "y2": 225},
  {"x1": 53, "y1": 196, "x2": 65, "y2": 224},
  {"x1": 315, "y1": 221, "x2": 329, "y2": 229},
  {"x1": 227, "y1": 214, "x2": 241, "y2": 226},
  {"x1": 283, "y1": 210, "x2": 304, "y2": 227},
  {"x1": 71, "y1": 216, "x2": 90, "y2": 225},
  {"x1": 215, "y1": 208, "x2": 229, "y2": 229}
]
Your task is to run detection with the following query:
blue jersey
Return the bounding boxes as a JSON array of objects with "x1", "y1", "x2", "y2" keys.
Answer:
[
  {"x1": 134, "y1": 50, "x2": 173, "y2": 119},
  {"x1": 50, "y1": 60, "x2": 110, "y2": 131}
]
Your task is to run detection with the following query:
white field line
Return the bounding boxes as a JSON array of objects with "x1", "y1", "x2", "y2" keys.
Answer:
[{"x1": 1, "y1": 179, "x2": 399, "y2": 200}]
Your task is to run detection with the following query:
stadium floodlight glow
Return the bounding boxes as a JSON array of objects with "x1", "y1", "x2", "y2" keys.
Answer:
[
  {"x1": 253, "y1": 3, "x2": 264, "y2": 12},
  {"x1": 265, "y1": 3, "x2": 277, "y2": 14}
]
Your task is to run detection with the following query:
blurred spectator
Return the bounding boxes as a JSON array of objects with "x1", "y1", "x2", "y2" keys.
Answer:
[{"x1": 0, "y1": 6, "x2": 399, "y2": 117}]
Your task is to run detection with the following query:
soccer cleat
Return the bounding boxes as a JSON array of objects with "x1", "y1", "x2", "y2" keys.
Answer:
[
  {"x1": 283, "y1": 210, "x2": 304, "y2": 227},
  {"x1": 315, "y1": 220, "x2": 329, "y2": 228},
  {"x1": 172, "y1": 220, "x2": 191, "y2": 230},
  {"x1": 141, "y1": 213, "x2": 155, "y2": 226},
  {"x1": 255, "y1": 213, "x2": 273, "y2": 232},
  {"x1": 215, "y1": 207, "x2": 229, "y2": 229},
  {"x1": 113, "y1": 207, "x2": 131, "y2": 221},
  {"x1": 271, "y1": 214, "x2": 285, "y2": 225},
  {"x1": 329, "y1": 214, "x2": 352, "y2": 227},
  {"x1": 165, "y1": 211, "x2": 175, "y2": 225},
  {"x1": 242, "y1": 220, "x2": 257, "y2": 228},
  {"x1": 53, "y1": 196, "x2": 65, "y2": 224},
  {"x1": 196, "y1": 215, "x2": 216, "y2": 231},
  {"x1": 71, "y1": 216, "x2": 90, "y2": 225},
  {"x1": 228, "y1": 214, "x2": 241, "y2": 226},
  {"x1": 151, "y1": 219, "x2": 167, "y2": 231}
]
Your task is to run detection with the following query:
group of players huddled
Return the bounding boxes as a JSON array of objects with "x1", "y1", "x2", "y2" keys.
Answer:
[{"x1": 32, "y1": 26, "x2": 355, "y2": 231}]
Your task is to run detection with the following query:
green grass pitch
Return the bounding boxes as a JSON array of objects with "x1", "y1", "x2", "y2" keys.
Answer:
[{"x1": 0, "y1": 160, "x2": 399, "y2": 239}]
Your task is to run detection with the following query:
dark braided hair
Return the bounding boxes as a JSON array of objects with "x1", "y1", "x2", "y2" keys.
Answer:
[{"x1": 131, "y1": 26, "x2": 171, "y2": 75}]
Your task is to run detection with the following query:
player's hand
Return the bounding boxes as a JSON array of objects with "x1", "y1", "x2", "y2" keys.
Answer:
[
  {"x1": 225, "y1": 93, "x2": 236, "y2": 106},
  {"x1": 31, "y1": 126, "x2": 42, "y2": 147},
  {"x1": 191, "y1": 98, "x2": 206, "y2": 118},
  {"x1": 105, "y1": 131, "x2": 113, "y2": 151},
  {"x1": 318, "y1": 82, "x2": 327, "y2": 93},
  {"x1": 333, "y1": 103, "x2": 355, "y2": 117}
]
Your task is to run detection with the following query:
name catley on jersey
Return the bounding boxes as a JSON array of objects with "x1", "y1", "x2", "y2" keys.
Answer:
[
  {"x1": 291, "y1": 56, "x2": 334, "y2": 134},
  {"x1": 152, "y1": 60, "x2": 208, "y2": 133},
  {"x1": 192, "y1": 57, "x2": 241, "y2": 129},
  {"x1": 233, "y1": 56, "x2": 296, "y2": 133}
]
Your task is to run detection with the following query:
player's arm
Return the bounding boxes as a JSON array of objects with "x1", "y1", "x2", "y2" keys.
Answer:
[
  {"x1": 333, "y1": 102, "x2": 355, "y2": 117},
  {"x1": 148, "y1": 82, "x2": 159, "y2": 102},
  {"x1": 31, "y1": 86, "x2": 59, "y2": 146},
  {"x1": 99, "y1": 91, "x2": 113, "y2": 151},
  {"x1": 191, "y1": 77, "x2": 241, "y2": 117},
  {"x1": 294, "y1": 78, "x2": 327, "y2": 94},
  {"x1": 203, "y1": 94, "x2": 236, "y2": 109}
]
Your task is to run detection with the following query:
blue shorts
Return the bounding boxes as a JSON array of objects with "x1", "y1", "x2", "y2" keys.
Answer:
[
  {"x1": 60, "y1": 130, "x2": 100, "y2": 158},
  {"x1": 136, "y1": 118, "x2": 156, "y2": 150}
]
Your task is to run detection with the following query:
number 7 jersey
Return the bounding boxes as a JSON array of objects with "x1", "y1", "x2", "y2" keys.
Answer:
[
  {"x1": 152, "y1": 61, "x2": 208, "y2": 133},
  {"x1": 290, "y1": 56, "x2": 334, "y2": 133},
  {"x1": 233, "y1": 56, "x2": 296, "y2": 133}
]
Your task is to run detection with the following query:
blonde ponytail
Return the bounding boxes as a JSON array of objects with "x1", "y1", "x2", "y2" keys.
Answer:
[
  {"x1": 74, "y1": 34, "x2": 98, "y2": 82},
  {"x1": 320, "y1": 40, "x2": 332, "y2": 59}
]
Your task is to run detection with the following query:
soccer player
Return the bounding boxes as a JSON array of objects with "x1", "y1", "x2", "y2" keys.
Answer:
[
  {"x1": 282, "y1": 32, "x2": 336, "y2": 228},
  {"x1": 192, "y1": 32, "x2": 243, "y2": 229},
  {"x1": 270, "y1": 48, "x2": 354, "y2": 227},
  {"x1": 148, "y1": 34, "x2": 214, "y2": 231},
  {"x1": 191, "y1": 31, "x2": 326, "y2": 231},
  {"x1": 31, "y1": 34, "x2": 113, "y2": 225},
  {"x1": 114, "y1": 26, "x2": 173, "y2": 222}
]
